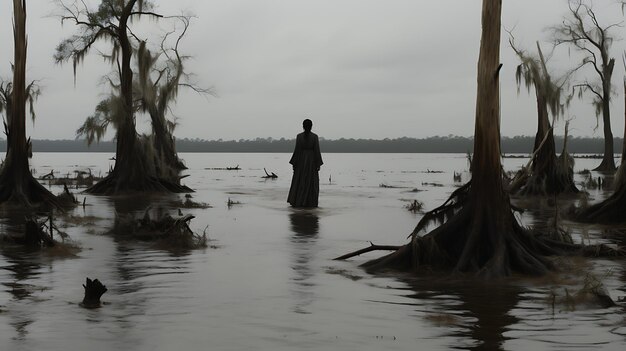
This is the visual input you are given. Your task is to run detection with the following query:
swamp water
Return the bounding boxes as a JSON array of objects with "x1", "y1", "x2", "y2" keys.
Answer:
[{"x1": 0, "y1": 153, "x2": 625, "y2": 350}]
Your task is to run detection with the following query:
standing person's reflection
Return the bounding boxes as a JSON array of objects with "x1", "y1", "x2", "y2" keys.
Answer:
[
  {"x1": 289, "y1": 211, "x2": 320, "y2": 238},
  {"x1": 289, "y1": 211, "x2": 320, "y2": 314},
  {"x1": 288, "y1": 119, "x2": 323, "y2": 207}
]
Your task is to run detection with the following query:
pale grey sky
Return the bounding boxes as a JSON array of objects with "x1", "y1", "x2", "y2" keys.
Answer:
[{"x1": 0, "y1": 0, "x2": 625, "y2": 141}]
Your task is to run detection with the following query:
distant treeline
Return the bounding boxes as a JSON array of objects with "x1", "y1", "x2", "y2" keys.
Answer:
[{"x1": 0, "y1": 136, "x2": 620, "y2": 153}]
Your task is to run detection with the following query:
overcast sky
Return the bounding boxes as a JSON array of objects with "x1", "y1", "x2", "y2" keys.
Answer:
[{"x1": 0, "y1": 0, "x2": 625, "y2": 141}]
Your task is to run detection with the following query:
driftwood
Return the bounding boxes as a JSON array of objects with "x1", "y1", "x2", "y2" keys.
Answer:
[
  {"x1": 112, "y1": 207, "x2": 207, "y2": 249},
  {"x1": 227, "y1": 198, "x2": 241, "y2": 208},
  {"x1": 40, "y1": 170, "x2": 55, "y2": 180},
  {"x1": 81, "y1": 278, "x2": 107, "y2": 308},
  {"x1": 262, "y1": 168, "x2": 277, "y2": 179},
  {"x1": 2, "y1": 214, "x2": 72, "y2": 249},
  {"x1": 334, "y1": 242, "x2": 402, "y2": 261},
  {"x1": 205, "y1": 165, "x2": 240, "y2": 171},
  {"x1": 405, "y1": 200, "x2": 423, "y2": 213}
]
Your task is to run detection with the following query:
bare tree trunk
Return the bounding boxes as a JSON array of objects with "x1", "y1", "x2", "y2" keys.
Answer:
[
  {"x1": 595, "y1": 64, "x2": 616, "y2": 172},
  {"x1": 9, "y1": 0, "x2": 30, "y2": 184},
  {"x1": 530, "y1": 90, "x2": 558, "y2": 183},
  {"x1": 622, "y1": 79, "x2": 626, "y2": 162},
  {"x1": 0, "y1": 0, "x2": 59, "y2": 207}
]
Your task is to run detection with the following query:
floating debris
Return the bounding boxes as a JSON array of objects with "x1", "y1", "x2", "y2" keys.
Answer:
[
  {"x1": 405, "y1": 200, "x2": 424, "y2": 213},
  {"x1": 262, "y1": 168, "x2": 278, "y2": 179},
  {"x1": 404, "y1": 188, "x2": 423, "y2": 193},
  {"x1": 170, "y1": 197, "x2": 212, "y2": 209},
  {"x1": 379, "y1": 183, "x2": 399, "y2": 188},
  {"x1": 227, "y1": 198, "x2": 242, "y2": 208},
  {"x1": 421, "y1": 182, "x2": 444, "y2": 187},
  {"x1": 205, "y1": 165, "x2": 241, "y2": 170}
]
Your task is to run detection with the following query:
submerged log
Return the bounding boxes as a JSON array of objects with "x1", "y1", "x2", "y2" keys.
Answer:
[{"x1": 81, "y1": 278, "x2": 107, "y2": 308}]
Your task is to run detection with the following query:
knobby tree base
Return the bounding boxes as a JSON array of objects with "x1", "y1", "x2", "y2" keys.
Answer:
[
  {"x1": 517, "y1": 171, "x2": 579, "y2": 196},
  {"x1": 575, "y1": 162, "x2": 626, "y2": 224},
  {"x1": 86, "y1": 171, "x2": 192, "y2": 195},
  {"x1": 513, "y1": 153, "x2": 579, "y2": 196},
  {"x1": 112, "y1": 207, "x2": 207, "y2": 250},
  {"x1": 358, "y1": 183, "x2": 622, "y2": 278},
  {"x1": 593, "y1": 156, "x2": 616, "y2": 173},
  {"x1": 575, "y1": 190, "x2": 626, "y2": 224},
  {"x1": 0, "y1": 169, "x2": 63, "y2": 209}
]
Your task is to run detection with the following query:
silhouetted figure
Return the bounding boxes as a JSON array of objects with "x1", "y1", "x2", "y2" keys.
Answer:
[{"x1": 288, "y1": 119, "x2": 323, "y2": 207}]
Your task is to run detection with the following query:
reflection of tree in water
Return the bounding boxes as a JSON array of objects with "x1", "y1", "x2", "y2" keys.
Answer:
[
  {"x1": 0, "y1": 213, "x2": 44, "y2": 340},
  {"x1": 109, "y1": 194, "x2": 159, "y2": 216},
  {"x1": 405, "y1": 279, "x2": 520, "y2": 351},
  {"x1": 288, "y1": 211, "x2": 320, "y2": 314},
  {"x1": 105, "y1": 196, "x2": 195, "y2": 338}
]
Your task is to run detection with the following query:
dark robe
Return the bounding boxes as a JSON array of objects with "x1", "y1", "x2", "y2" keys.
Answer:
[{"x1": 288, "y1": 132, "x2": 323, "y2": 207}]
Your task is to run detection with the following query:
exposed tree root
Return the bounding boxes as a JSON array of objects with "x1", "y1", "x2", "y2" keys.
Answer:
[
  {"x1": 516, "y1": 153, "x2": 579, "y2": 196},
  {"x1": 509, "y1": 128, "x2": 579, "y2": 196},
  {"x1": 0, "y1": 170, "x2": 63, "y2": 209},
  {"x1": 86, "y1": 171, "x2": 192, "y2": 195},
  {"x1": 111, "y1": 206, "x2": 207, "y2": 249},
  {"x1": 574, "y1": 189, "x2": 626, "y2": 224},
  {"x1": 334, "y1": 242, "x2": 401, "y2": 261},
  {"x1": 344, "y1": 182, "x2": 624, "y2": 278},
  {"x1": 593, "y1": 157, "x2": 617, "y2": 173},
  {"x1": 2, "y1": 215, "x2": 72, "y2": 249}
]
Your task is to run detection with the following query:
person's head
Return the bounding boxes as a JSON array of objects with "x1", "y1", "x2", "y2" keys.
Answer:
[{"x1": 303, "y1": 119, "x2": 313, "y2": 133}]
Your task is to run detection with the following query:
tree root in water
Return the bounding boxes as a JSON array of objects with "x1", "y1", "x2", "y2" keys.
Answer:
[
  {"x1": 2, "y1": 215, "x2": 74, "y2": 250},
  {"x1": 112, "y1": 207, "x2": 207, "y2": 250},
  {"x1": 86, "y1": 172, "x2": 193, "y2": 195},
  {"x1": 338, "y1": 182, "x2": 625, "y2": 278}
]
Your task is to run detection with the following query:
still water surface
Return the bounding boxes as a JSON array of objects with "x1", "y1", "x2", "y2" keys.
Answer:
[{"x1": 0, "y1": 153, "x2": 625, "y2": 350}]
